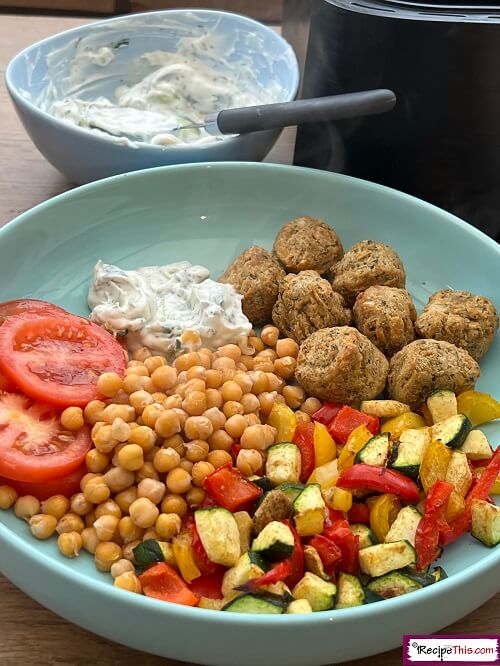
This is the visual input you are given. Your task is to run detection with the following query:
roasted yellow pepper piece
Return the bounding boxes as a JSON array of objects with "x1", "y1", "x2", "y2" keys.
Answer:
[
  {"x1": 368, "y1": 493, "x2": 401, "y2": 542},
  {"x1": 307, "y1": 459, "x2": 339, "y2": 490},
  {"x1": 456, "y1": 390, "x2": 500, "y2": 427},
  {"x1": 445, "y1": 491, "x2": 465, "y2": 523},
  {"x1": 313, "y1": 422, "x2": 336, "y2": 467},
  {"x1": 325, "y1": 487, "x2": 353, "y2": 512},
  {"x1": 268, "y1": 402, "x2": 297, "y2": 443},
  {"x1": 419, "y1": 439, "x2": 452, "y2": 493},
  {"x1": 337, "y1": 424, "x2": 372, "y2": 474},
  {"x1": 381, "y1": 412, "x2": 426, "y2": 439},
  {"x1": 172, "y1": 533, "x2": 201, "y2": 583}
]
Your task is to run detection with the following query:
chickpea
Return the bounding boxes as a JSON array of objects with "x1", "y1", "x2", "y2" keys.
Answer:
[
  {"x1": 212, "y1": 356, "x2": 236, "y2": 371},
  {"x1": 203, "y1": 407, "x2": 226, "y2": 431},
  {"x1": 95, "y1": 541, "x2": 122, "y2": 571},
  {"x1": 236, "y1": 449, "x2": 263, "y2": 476},
  {"x1": 184, "y1": 379, "x2": 206, "y2": 395},
  {"x1": 129, "y1": 425, "x2": 157, "y2": 451},
  {"x1": 129, "y1": 497, "x2": 159, "y2": 529},
  {"x1": 161, "y1": 493, "x2": 188, "y2": 517},
  {"x1": 58, "y1": 531, "x2": 83, "y2": 558},
  {"x1": 129, "y1": 390, "x2": 154, "y2": 414},
  {"x1": 258, "y1": 391, "x2": 277, "y2": 416},
  {"x1": 94, "y1": 515, "x2": 120, "y2": 542},
  {"x1": 122, "y1": 539, "x2": 142, "y2": 563},
  {"x1": 70, "y1": 493, "x2": 93, "y2": 517},
  {"x1": 85, "y1": 448, "x2": 110, "y2": 474},
  {"x1": 118, "y1": 516, "x2": 143, "y2": 543},
  {"x1": 155, "y1": 512, "x2": 182, "y2": 539},
  {"x1": 153, "y1": 447, "x2": 181, "y2": 474},
  {"x1": 144, "y1": 356, "x2": 166, "y2": 374},
  {"x1": 233, "y1": 372, "x2": 253, "y2": 394},
  {"x1": 103, "y1": 467, "x2": 135, "y2": 493},
  {"x1": 240, "y1": 424, "x2": 269, "y2": 451},
  {"x1": 14, "y1": 495, "x2": 41, "y2": 522},
  {"x1": 224, "y1": 414, "x2": 248, "y2": 439},
  {"x1": 102, "y1": 404, "x2": 136, "y2": 424},
  {"x1": 205, "y1": 369, "x2": 223, "y2": 389},
  {"x1": 81, "y1": 527, "x2": 99, "y2": 554},
  {"x1": 117, "y1": 444, "x2": 144, "y2": 472},
  {"x1": 191, "y1": 461, "x2": 215, "y2": 487},
  {"x1": 141, "y1": 403, "x2": 164, "y2": 428},
  {"x1": 95, "y1": 499, "x2": 122, "y2": 519},
  {"x1": 56, "y1": 512, "x2": 85, "y2": 534},
  {"x1": 174, "y1": 352, "x2": 201, "y2": 372},
  {"x1": 29, "y1": 514, "x2": 58, "y2": 540},
  {"x1": 186, "y1": 365, "x2": 206, "y2": 381},
  {"x1": 208, "y1": 429, "x2": 234, "y2": 452},
  {"x1": 276, "y1": 338, "x2": 300, "y2": 359},
  {"x1": 266, "y1": 373, "x2": 285, "y2": 392},
  {"x1": 240, "y1": 393, "x2": 260, "y2": 414},
  {"x1": 250, "y1": 370, "x2": 268, "y2": 394},
  {"x1": 60, "y1": 406, "x2": 84, "y2": 431},
  {"x1": 114, "y1": 572, "x2": 142, "y2": 593},
  {"x1": 185, "y1": 439, "x2": 209, "y2": 463},
  {"x1": 162, "y1": 394, "x2": 183, "y2": 410},
  {"x1": 282, "y1": 385, "x2": 307, "y2": 409},
  {"x1": 223, "y1": 401, "x2": 244, "y2": 418},
  {"x1": 41, "y1": 495, "x2": 70, "y2": 520},
  {"x1": 300, "y1": 397, "x2": 322, "y2": 416},
  {"x1": 92, "y1": 424, "x2": 118, "y2": 454},
  {"x1": 83, "y1": 476, "x2": 111, "y2": 504},
  {"x1": 166, "y1": 468, "x2": 192, "y2": 494},
  {"x1": 149, "y1": 365, "x2": 177, "y2": 393},
  {"x1": 151, "y1": 392, "x2": 167, "y2": 404},
  {"x1": 274, "y1": 356, "x2": 296, "y2": 380},
  {"x1": 184, "y1": 416, "x2": 213, "y2": 441},
  {"x1": 246, "y1": 413, "x2": 261, "y2": 427},
  {"x1": 295, "y1": 410, "x2": 312, "y2": 425},
  {"x1": 260, "y1": 325, "x2": 280, "y2": 347},
  {"x1": 84, "y1": 400, "x2": 106, "y2": 425},
  {"x1": 115, "y1": 487, "x2": 138, "y2": 514},
  {"x1": 179, "y1": 459, "x2": 194, "y2": 474},
  {"x1": 122, "y1": 374, "x2": 143, "y2": 394},
  {"x1": 182, "y1": 390, "x2": 207, "y2": 416},
  {"x1": 220, "y1": 380, "x2": 243, "y2": 403},
  {"x1": 85, "y1": 510, "x2": 97, "y2": 528},
  {"x1": 135, "y1": 462, "x2": 160, "y2": 482},
  {"x1": 155, "y1": 410, "x2": 181, "y2": 439},
  {"x1": 207, "y1": 450, "x2": 233, "y2": 469},
  {"x1": 0, "y1": 485, "x2": 17, "y2": 510},
  {"x1": 205, "y1": 388, "x2": 223, "y2": 409},
  {"x1": 249, "y1": 336, "x2": 265, "y2": 353},
  {"x1": 137, "y1": 478, "x2": 166, "y2": 505},
  {"x1": 257, "y1": 348, "x2": 278, "y2": 362},
  {"x1": 97, "y1": 372, "x2": 123, "y2": 398},
  {"x1": 110, "y1": 558, "x2": 135, "y2": 579},
  {"x1": 239, "y1": 355, "x2": 254, "y2": 371},
  {"x1": 264, "y1": 425, "x2": 277, "y2": 447},
  {"x1": 185, "y1": 487, "x2": 206, "y2": 509},
  {"x1": 163, "y1": 435, "x2": 185, "y2": 457}
]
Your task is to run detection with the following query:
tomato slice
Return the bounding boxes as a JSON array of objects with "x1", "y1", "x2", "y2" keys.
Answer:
[
  {"x1": 0, "y1": 314, "x2": 126, "y2": 406},
  {"x1": 0, "y1": 463, "x2": 86, "y2": 500},
  {"x1": 0, "y1": 392, "x2": 91, "y2": 482},
  {"x1": 0, "y1": 299, "x2": 68, "y2": 325},
  {"x1": 0, "y1": 368, "x2": 18, "y2": 393}
]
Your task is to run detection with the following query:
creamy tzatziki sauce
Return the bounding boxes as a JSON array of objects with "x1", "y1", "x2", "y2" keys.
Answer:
[
  {"x1": 88, "y1": 260, "x2": 251, "y2": 355},
  {"x1": 48, "y1": 36, "x2": 284, "y2": 146}
]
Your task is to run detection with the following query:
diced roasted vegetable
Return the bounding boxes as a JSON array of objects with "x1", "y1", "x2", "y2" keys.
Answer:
[
  {"x1": 460, "y1": 430, "x2": 493, "y2": 461},
  {"x1": 385, "y1": 506, "x2": 422, "y2": 547},
  {"x1": 304, "y1": 545, "x2": 330, "y2": 580},
  {"x1": 445, "y1": 451, "x2": 472, "y2": 497},
  {"x1": 253, "y1": 489, "x2": 293, "y2": 534},
  {"x1": 367, "y1": 570, "x2": 422, "y2": 599},
  {"x1": 265, "y1": 443, "x2": 302, "y2": 486},
  {"x1": 221, "y1": 552, "x2": 266, "y2": 601},
  {"x1": 251, "y1": 521, "x2": 295, "y2": 561},
  {"x1": 313, "y1": 422, "x2": 337, "y2": 467},
  {"x1": 355, "y1": 433, "x2": 391, "y2": 467},
  {"x1": 419, "y1": 438, "x2": 452, "y2": 493},
  {"x1": 172, "y1": 532, "x2": 202, "y2": 583},
  {"x1": 431, "y1": 414, "x2": 472, "y2": 449},
  {"x1": 198, "y1": 597, "x2": 225, "y2": 610},
  {"x1": 337, "y1": 425, "x2": 373, "y2": 474},
  {"x1": 359, "y1": 541, "x2": 417, "y2": 577},
  {"x1": 292, "y1": 572, "x2": 337, "y2": 611},
  {"x1": 456, "y1": 390, "x2": 500, "y2": 427},
  {"x1": 133, "y1": 539, "x2": 175, "y2": 569},
  {"x1": 471, "y1": 499, "x2": 500, "y2": 547},
  {"x1": 234, "y1": 511, "x2": 253, "y2": 553},
  {"x1": 278, "y1": 483, "x2": 306, "y2": 503},
  {"x1": 431, "y1": 566, "x2": 448, "y2": 582},
  {"x1": 381, "y1": 412, "x2": 426, "y2": 439},
  {"x1": 267, "y1": 402, "x2": 297, "y2": 443},
  {"x1": 293, "y1": 484, "x2": 326, "y2": 537},
  {"x1": 324, "y1": 486, "x2": 353, "y2": 513},
  {"x1": 390, "y1": 427, "x2": 430, "y2": 478},
  {"x1": 286, "y1": 598, "x2": 313, "y2": 614},
  {"x1": 350, "y1": 523, "x2": 376, "y2": 549},
  {"x1": 360, "y1": 400, "x2": 410, "y2": 418},
  {"x1": 338, "y1": 464, "x2": 420, "y2": 503},
  {"x1": 223, "y1": 593, "x2": 285, "y2": 614},
  {"x1": 335, "y1": 573, "x2": 365, "y2": 608},
  {"x1": 307, "y1": 459, "x2": 339, "y2": 490},
  {"x1": 368, "y1": 493, "x2": 401, "y2": 543},
  {"x1": 194, "y1": 508, "x2": 241, "y2": 567},
  {"x1": 426, "y1": 389, "x2": 458, "y2": 424}
]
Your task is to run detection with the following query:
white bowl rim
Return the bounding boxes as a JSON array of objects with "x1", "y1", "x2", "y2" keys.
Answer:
[
  {"x1": 4, "y1": 8, "x2": 300, "y2": 154},
  {"x1": 0, "y1": 160, "x2": 498, "y2": 625}
]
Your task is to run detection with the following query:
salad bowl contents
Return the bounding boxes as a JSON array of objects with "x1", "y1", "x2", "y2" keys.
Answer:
[{"x1": 0, "y1": 163, "x2": 498, "y2": 666}]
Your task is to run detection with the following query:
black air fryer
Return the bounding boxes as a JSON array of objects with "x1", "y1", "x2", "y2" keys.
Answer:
[{"x1": 284, "y1": 1, "x2": 500, "y2": 240}]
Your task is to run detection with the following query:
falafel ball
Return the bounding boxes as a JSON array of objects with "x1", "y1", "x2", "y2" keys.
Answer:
[
  {"x1": 295, "y1": 326, "x2": 389, "y2": 404},
  {"x1": 273, "y1": 216, "x2": 344, "y2": 274},
  {"x1": 219, "y1": 246, "x2": 286, "y2": 325},
  {"x1": 415, "y1": 289, "x2": 499, "y2": 361},
  {"x1": 272, "y1": 270, "x2": 351, "y2": 344},
  {"x1": 331, "y1": 240, "x2": 406, "y2": 306},
  {"x1": 387, "y1": 339, "x2": 480, "y2": 409},
  {"x1": 353, "y1": 285, "x2": 416, "y2": 357}
]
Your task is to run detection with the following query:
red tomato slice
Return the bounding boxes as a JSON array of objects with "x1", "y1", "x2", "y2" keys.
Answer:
[
  {"x1": 0, "y1": 368, "x2": 18, "y2": 393},
  {"x1": 0, "y1": 392, "x2": 91, "y2": 482},
  {"x1": 0, "y1": 299, "x2": 68, "y2": 325},
  {"x1": 0, "y1": 314, "x2": 126, "y2": 406},
  {"x1": 0, "y1": 463, "x2": 86, "y2": 500}
]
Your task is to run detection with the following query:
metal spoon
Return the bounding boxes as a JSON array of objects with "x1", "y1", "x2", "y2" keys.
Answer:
[{"x1": 173, "y1": 89, "x2": 396, "y2": 136}]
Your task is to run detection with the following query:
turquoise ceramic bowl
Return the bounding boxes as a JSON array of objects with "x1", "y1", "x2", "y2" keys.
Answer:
[{"x1": 0, "y1": 163, "x2": 498, "y2": 666}]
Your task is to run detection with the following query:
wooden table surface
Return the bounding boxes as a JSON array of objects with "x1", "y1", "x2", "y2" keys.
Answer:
[{"x1": 0, "y1": 13, "x2": 498, "y2": 666}]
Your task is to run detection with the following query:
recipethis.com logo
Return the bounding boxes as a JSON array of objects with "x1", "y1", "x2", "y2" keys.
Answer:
[{"x1": 403, "y1": 635, "x2": 500, "y2": 664}]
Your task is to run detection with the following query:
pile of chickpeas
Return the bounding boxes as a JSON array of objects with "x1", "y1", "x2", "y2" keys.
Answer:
[{"x1": 0, "y1": 326, "x2": 323, "y2": 595}]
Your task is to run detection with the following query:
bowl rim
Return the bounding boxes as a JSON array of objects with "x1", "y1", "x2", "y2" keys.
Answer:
[
  {"x1": 0, "y1": 160, "x2": 498, "y2": 625},
  {"x1": 4, "y1": 8, "x2": 300, "y2": 154}
]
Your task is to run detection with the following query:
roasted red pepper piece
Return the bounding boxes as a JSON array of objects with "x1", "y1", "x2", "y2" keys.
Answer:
[
  {"x1": 188, "y1": 569, "x2": 224, "y2": 600},
  {"x1": 311, "y1": 402, "x2": 342, "y2": 425},
  {"x1": 325, "y1": 507, "x2": 345, "y2": 526},
  {"x1": 309, "y1": 534, "x2": 342, "y2": 568},
  {"x1": 322, "y1": 519, "x2": 360, "y2": 575},
  {"x1": 203, "y1": 463, "x2": 262, "y2": 512},
  {"x1": 415, "y1": 480, "x2": 454, "y2": 570},
  {"x1": 348, "y1": 503, "x2": 370, "y2": 525},
  {"x1": 282, "y1": 519, "x2": 305, "y2": 588},
  {"x1": 337, "y1": 464, "x2": 420, "y2": 503},
  {"x1": 292, "y1": 422, "x2": 316, "y2": 482},
  {"x1": 139, "y1": 563, "x2": 199, "y2": 606},
  {"x1": 439, "y1": 447, "x2": 500, "y2": 546},
  {"x1": 328, "y1": 405, "x2": 379, "y2": 445},
  {"x1": 240, "y1": 559, "x2": 293, "y2": 593}
]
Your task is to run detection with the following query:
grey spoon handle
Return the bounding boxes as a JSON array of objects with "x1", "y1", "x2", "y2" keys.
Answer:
[{"x1": 206, "y1": 89, "x2": 396, "y2": 136}]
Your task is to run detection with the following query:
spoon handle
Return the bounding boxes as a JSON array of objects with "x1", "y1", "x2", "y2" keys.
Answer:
[{"x1": 206, "y1": 89, "x2": 396, "y2": 136}]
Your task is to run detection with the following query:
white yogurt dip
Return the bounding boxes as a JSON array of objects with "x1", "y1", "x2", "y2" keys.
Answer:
[{"x1": 88, "y1": 260, "x2": 252, "y2": 355}]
